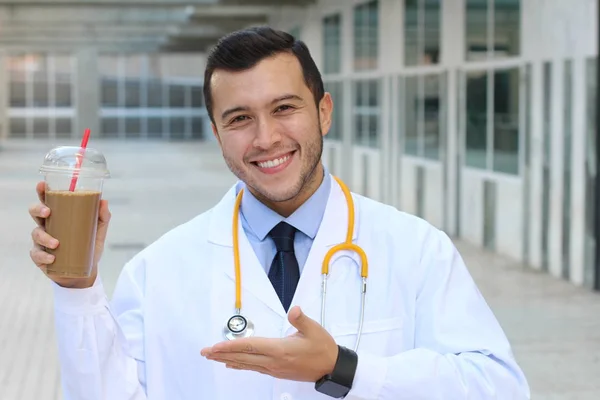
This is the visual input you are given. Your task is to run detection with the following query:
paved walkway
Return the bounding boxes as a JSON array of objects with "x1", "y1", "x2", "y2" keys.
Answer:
[{"x1": 1, "y1": 139, "x2": 599, "y2": 399}]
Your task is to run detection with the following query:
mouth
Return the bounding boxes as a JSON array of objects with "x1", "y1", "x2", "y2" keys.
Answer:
[{"x1": 252, "y1": 151, "x2": 295, "y2": 175}]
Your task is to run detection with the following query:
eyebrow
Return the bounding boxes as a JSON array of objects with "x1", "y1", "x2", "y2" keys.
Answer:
[{"x1": 220, "y1": 94, "x2": 304, "y2": 121}]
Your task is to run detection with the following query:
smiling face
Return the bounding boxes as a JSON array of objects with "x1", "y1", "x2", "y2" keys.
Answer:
[{"x1": 209, "y1": 51, "x2": 332, "y2": 215}]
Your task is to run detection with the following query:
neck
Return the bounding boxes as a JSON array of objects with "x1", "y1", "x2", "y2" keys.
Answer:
[{"x1": 252, "y1": 163, "x2": 324, "y2": 218}]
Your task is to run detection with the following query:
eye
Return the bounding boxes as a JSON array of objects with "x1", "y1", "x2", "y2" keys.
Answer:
[
  {"x1": 275, "y1": 104, "x2": 294, "y2": 113},
  {"x1": 230, "y1": 115, "x2": 249, "y2": 124}
]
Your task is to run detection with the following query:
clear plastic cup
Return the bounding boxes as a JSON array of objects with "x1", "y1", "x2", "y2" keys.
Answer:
[{"x1": 39, "y1": 146, "x2": 110, "y2": 278}]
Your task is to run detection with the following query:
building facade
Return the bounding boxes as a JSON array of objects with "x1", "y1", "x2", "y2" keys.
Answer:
[
  {"x1": 0, "y1": 0, "x2": 597, "y2": 289},
  {"x1": 269, "y1": 0, "x2": 598, "y2": 289},
  {"x1": 0, "y1": 52, "x2": 211, "y2": 141}
]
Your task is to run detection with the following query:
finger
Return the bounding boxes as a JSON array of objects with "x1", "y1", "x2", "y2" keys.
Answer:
[
  {"x1": 95, "y1": 200, "x2": 111, "y2": 244},
  {"x1": 225, "y1": 362, "x2": 271, "y2": 375},
  {"x1": 99, "y1": 199, "x2": 111, "y2": 223},
  {"x1": 36, "y1": 181, "x2": 46, "y2": 203},
  {"x1": 30, "y1": 246, "x2": 55, "y2": 268},
  {"x1": 205, "y1": 352, "x2": 271, "y2": 368},
  {"x1": 203, "y1": 337, "x2": 280, "y2": 356},
  {"x1": 31, "y1": 227, "x2": 59, "y2": 249},
  {"x1": 288, "y1": 306, "x2": 321, "y2": 335},
  {"x1": 29, "y1": 203, "x2": 51, "y2": 226}
]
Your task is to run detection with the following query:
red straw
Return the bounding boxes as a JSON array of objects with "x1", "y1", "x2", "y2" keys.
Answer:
[{"x1": 69, "y1": 128, "x2": 91, "y2": 192}]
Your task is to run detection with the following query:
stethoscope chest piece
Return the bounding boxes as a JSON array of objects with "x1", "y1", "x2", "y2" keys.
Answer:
[{"x1": 223, "y1": 314, "x2": 255, "y2": 340}]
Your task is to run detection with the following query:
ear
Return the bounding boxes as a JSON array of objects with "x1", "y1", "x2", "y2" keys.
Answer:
[{"x1": 318, "y1": 92, "x2": 333, "y2": 138}]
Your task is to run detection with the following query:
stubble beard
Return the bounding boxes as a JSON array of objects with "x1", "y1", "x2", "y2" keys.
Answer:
[{"x1": 223, "y1": 127, "x2": 324, "y2": 204}]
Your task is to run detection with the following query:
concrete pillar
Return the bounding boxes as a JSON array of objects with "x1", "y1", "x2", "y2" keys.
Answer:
[
  {"x1": 75, "y1": 48, "x2": 100, "y2": 139},
  {"x1": 0, "y1": 51, "x2": 8, "y2": 142}
]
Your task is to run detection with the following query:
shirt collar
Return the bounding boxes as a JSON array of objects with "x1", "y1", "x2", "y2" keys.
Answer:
[{"x1": 236, "y1": 166, "x2": 331, "y2": 241}]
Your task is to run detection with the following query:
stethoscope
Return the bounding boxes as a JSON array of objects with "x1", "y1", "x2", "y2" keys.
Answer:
[{"x1": 223, "y1": 177, "x2": 369, "y2": 352}]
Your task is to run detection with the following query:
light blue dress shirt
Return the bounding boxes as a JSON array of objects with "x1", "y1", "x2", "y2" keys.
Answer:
[{"x1": 236, "y1": 168, "x2": 331, "y2": 274}]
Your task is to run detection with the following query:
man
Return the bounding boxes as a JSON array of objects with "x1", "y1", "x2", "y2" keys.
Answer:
[{"x1": 29, "y1": 26, "x2": 530, "y2": 399}]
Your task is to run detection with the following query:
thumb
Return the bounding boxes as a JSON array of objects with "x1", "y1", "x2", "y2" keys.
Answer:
[{"x1": 288, "y1": 306, "x2": 320, "y2": 335}]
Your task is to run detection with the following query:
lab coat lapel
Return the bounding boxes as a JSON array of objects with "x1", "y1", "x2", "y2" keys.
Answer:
[
  {"x1": 283, "y1": 177, "x2": 360, "y2": 334},
  {"x1": 207, "y1": 185, "x2": 286, "y2": 320}
]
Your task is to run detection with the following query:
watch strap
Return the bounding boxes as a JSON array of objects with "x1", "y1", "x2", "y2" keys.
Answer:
[
  {"x1": 314, "y1": 345, "x2": 358, "y2": 397},
  {"x1": 329, "y1": 345, "x2": 358, "y2": 389}
]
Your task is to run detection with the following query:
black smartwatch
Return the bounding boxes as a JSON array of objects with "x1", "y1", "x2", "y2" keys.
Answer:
[{"x1": 314, "y1": 345, "x2": 358, "y2": 398}]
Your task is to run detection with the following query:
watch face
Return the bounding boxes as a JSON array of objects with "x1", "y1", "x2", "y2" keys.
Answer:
[
  {"x1": 315, "y1": 379, "x2": 350, "y2": 398},
  {"x1": 227, "y1": 315, "x2": 247, "y2": 334}
]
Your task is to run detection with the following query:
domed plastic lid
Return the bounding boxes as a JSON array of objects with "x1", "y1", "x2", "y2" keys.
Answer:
[{"x1": 39, "y1": 146, "x2": 110, "y2": 178}]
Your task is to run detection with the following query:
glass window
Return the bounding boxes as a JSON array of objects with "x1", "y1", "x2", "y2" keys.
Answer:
[
  {"x1": 323, "y1": 14, "x2": 342, "y2": 74},
  {"x1": 465, "y1": 70, "x2": 488, "y2": 168},
  {"x1": 54, "y1": 55, "x2": 73, "y2": 108},
  {"x1": 101, "y1": 79, "x2": 119, "y2": 107},
  {"x1": 423, "y1": 74, "x2": 442, "y2": 159},
  {"x1": 8, "y1": 56, "x2": 28, "y2": 107},
  {"x1": 423, "y1": 0, "x2": 441, "y2": 64},
  {"x1": 492, "y1": 68, "x2": 519, "y2": 174},
  {"x1": 191, "y1": 117, "x2": 204, "y2": 139},
  {"x1": 55, "y1": 118, "x2": 72, "y2": 138},
  {"x1": 465, "y1": 67, "x2": 520, "y2": 173},
  {"x1": 33, "y1": 118, "x2": 49, "y2": 137},
  {"x1": 147, "y1": 79, "x2": 163, "y2": 108},
  {"x1": 354, "y1": 1, "x2": 379, "y2": 71},
  {"x1": 29, "y1": 55, "x2": 49, "y2": 108},
  {"x1": 125, "y1": 117, "x2": 141, "y2": 138},
  {"x1": 404, "y1": 76, "x2": 420, "y2": 155},
  {"x1": 353, "y1": 78, "x2": 380, "y2": 147},
  {"x1": 9, "y1": 118, "x2": 27, "y2": 138},
  {"x1": 32, "y1": 70, "x2": 49, "y2": 107},
  {"x1": 493, "y1": 0, "x2": 520, "y2": 58},
  {"x1": 124, "y1": 80, "x2": 141, "y2": 108},
  {"x1": 191, "y1": 86, "x2": 204, "y2": 108},
  {"x1": 7, "y1": 54, "x2": 74, "y2": 112},
  {"x1": 147, "y1": 117, "x2": 163, "y2": 139},
  {"x1": 55, "y1": 79, "x2": 72, "y2": 108},
  {"x1": 405, "y1": 0, "x2": 441, "y2": 67},
  {"x1": 466, "y1": 0, "x2": 520, "y2": 61},
  {"x1": 9, "y1": 81, "x2": 26, "y2": 107},
  {"x1": 466, "y1": 0, "x2": 488, "y2": 61},
  {"x1": 101, "y1": 118, "x2": 119, "y2": 138},
  {"x1": 324, "y1": 81, "x2": 342, "y2": 140},
  {"x1": 169, "y1": 117, "x2": 186, "y2": 140},
  {"x1": 404, "y1": 0, "x2": 419, "y2": 66},
  {"x1": 402, "y1": 73, "x2": 443, "y2": 159},
  {"x1": 169, "y1": 84, "x2": 186, "y2": 108}
]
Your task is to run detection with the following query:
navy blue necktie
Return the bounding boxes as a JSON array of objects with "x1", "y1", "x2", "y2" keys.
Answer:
[{"x1": 268, "y1": 222, "x2": 300, "y2": 312}]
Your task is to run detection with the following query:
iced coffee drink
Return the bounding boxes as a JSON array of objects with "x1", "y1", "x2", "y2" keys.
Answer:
[
  {"x1": 44, "y1": 190, "x2": 102, "y2": 277},
  {"x1": 39, "y1": 145, "x2": 110, "y2": 278}
]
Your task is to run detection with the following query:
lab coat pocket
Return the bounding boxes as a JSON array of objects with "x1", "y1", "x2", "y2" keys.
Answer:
[{"x1": 330, "y1": 317, "x2": 403, "y2": 356}]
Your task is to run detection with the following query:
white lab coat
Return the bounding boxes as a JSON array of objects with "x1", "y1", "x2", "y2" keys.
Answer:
[{"x1": 52, "y1": 177, "x2": 530, "y2": 400}]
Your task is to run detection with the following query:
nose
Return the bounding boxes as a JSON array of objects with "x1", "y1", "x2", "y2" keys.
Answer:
[{"x1": 252, "y1": 117, "x2": 281, "y2": 150}]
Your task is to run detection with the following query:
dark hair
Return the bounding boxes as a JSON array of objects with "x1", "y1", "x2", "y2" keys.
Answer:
[{"x1": 203, "y1": 26, "x2": 325, "y2": 125}]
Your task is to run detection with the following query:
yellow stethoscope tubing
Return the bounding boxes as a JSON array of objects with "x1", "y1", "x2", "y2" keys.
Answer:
[
  {"x1": 232, "y1": 188, "x2": 244, "y2": 312},
  {"x1": 231, "y1": 177, "x2": 369, "y2": 351}
]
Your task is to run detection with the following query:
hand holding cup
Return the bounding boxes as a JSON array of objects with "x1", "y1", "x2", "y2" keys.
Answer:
[
  {"x1": 29, "y1": 141, "x2": 111, "y2": 289},
  {"x1": 29, "y1": 181, "x2": 111, "y2": 288}
]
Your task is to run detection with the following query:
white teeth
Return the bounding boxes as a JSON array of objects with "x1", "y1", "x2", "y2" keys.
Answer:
[{"x1": 257, "y1": 154, "x2": 290, "y2": 169}]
